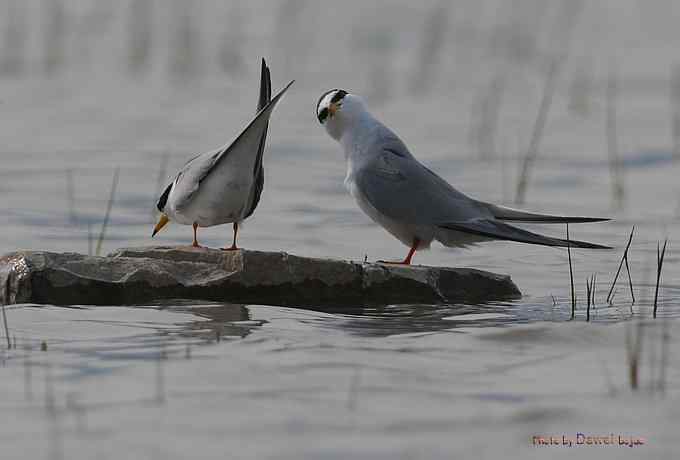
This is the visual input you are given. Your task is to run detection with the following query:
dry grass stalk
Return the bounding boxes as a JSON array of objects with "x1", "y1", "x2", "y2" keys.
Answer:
[
  {"x1": 606, "y1": 226, "x2": 635, "y2": 304},
  {"x1": 606, "y1": 70, "x2": 624, "y2": 209},
  {"x1": 586, "y1": 273, "x2": 596, "y2": 321},
  {"x1": 95, "y1": 168, "x2": 120, "y2": 256},
  {"x1": 653, "y1": 239, "x2": 668, "y2": 318},
  {"x1": 567, "y1": 223, "x2": 576, "y2": 319},
  {"x1": 515, "y1": 58, "x2": 558, "y2": 205},
  {"x1": 514, "y1": 0, "x2": 583, "y2": 204},
  {"x1": 1, "y1": 304, "x2": 10, "y2": 349}
]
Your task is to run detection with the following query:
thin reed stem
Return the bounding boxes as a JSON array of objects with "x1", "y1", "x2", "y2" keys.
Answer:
[
  {"x1": 515, "y1": 58, "x2": 558, "y2": 204},
  {"x1": 95, "y1": 168, "x2": 120, "y2": 257},
  {"x1": 624, "y1": 256, "x2": 634, "y2": 304},
  {"x1": 586, "y1": 273, "x2": 596, "y2": 322},
  {"x1": 606, "y1": 70, "x2": 624, "y2": 209},
  {"x1": 514, "y1": 1, "x2": 582, "y2": 204},
  {"x1": 607, "y1": 226, "x2": 635, "y2": 304},
  {"x1": 653, "y1": 239, "x2": 668, "y2": 318},
  {"x1": 567, "y1": 223, "x2": 576, "y2": 319},
  {"x1": 1, "y1": 304, "x2": 10, "y2": 349},
  {"x1": 586, "y1": 277, "x2": 592, "y2": 322}
]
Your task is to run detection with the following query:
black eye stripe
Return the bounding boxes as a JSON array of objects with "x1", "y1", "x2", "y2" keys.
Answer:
[
  {"x1": 317, "y1": 107, "x2": 329, "y2": 123},
  {"x1": 316, "y1": 89, "x2": 349, "y2": 123},
  {"x1": 316, "y1": 89, "x2": 337, "y2": 115},
  {"x1": 331, "y1": 90, "x2": 347, "y2": 103}
]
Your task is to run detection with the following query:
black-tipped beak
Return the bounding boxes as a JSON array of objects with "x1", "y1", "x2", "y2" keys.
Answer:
[{"x1": 152, "y1": 214, "x2": 169, "y2": 237}]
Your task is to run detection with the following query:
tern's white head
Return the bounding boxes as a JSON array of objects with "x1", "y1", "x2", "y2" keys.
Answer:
[{"x1": 316, "y1": 89, "x2": 368, "y2": 140}]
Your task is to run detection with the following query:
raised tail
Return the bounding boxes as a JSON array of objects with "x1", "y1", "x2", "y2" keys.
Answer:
[
  {"x1": 257, "y1": 58, "x2": 272, "y2": 112},
  {"x1": 482, "y1": 202, "x2": 609, "y2": 224},
  {"x1": 440, "y1": 219, "x2": 611, "y2": 249},
  {"x1": 243, "y1": 58, "x2": 274, "y2": 220}
]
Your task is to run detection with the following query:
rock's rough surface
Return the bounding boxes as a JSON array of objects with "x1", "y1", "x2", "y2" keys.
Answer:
[{"x1": 0, "y1": 246, "x2": 520, "y2": 307}]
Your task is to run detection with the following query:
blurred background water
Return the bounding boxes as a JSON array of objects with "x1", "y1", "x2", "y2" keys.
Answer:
[{"x1": 1, "y1": 0, "x2": 680, "y2": 458}]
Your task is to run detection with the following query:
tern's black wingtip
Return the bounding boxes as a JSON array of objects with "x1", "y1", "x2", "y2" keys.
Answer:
[
  {"x1": 277, "y1": 80, "x2": 295, "y2": 96},
  {"x1": 573, "y1": 241, "x2": 613, "y2": 250}
]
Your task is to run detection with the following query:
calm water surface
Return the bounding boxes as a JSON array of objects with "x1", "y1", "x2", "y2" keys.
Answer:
[{"x1": 1, "y1": 1, "x2": 680, "y2": 457}]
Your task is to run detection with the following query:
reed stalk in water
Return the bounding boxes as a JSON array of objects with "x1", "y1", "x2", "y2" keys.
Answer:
[
  {"x1": 653, "y1": 239, "x2": 668, "y2": 318},
  {"x1": 607, "y1": 226, "x2": 635, "y2": 304},
  {"x1": 606, "y1": 70, "x2": 624, "y2": 209},
  {"x1": 567, "y1": 224, "x2": 576, "y2": 320},
  {"x1": 1, "y1": 304, "x2": 10, "y2": 349},
  {"x1": 515, "y1": 58, "x2": 558, "y2": 205},
  {"x1": 95, "y1": 168, "x2": 120, "y2": 256},
  {"x1": 586, "y1": 273, "x2": 596, "y2": 322}
]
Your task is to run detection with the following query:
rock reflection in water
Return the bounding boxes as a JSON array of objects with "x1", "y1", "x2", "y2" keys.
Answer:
[
  {"x1": 166, "y1": 302, "x2": 262, "y2": 342},
  {"x1": 267, "y1": 301, "x2": 524, "y2": 337}
]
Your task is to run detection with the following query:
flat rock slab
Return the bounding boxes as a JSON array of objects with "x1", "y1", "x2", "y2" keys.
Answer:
[{"x1": 0, "y1": 246, "x2": 521, "y2": 307}]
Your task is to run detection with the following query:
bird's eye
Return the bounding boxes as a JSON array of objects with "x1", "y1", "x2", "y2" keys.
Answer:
[
  {"x1": 331, "y1": 90, "x2": 347, "y2": 103},
  {"x1": 318, "y1": 107, "x2": 329, "y2": 124}
]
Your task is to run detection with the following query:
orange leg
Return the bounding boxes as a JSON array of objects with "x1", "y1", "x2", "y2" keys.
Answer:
[
  {"x1": 378, "y1": 238, "x2": 420, "y2": 265},
  {"x1": 222, "y1": 222, "x2": 239, "y2": 251},
  {"x1": 191, "y1": 223, "x2": 201, "y2": 248}
]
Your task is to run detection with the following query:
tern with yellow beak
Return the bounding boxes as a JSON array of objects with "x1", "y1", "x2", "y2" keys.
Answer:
[
  {"x1": 153, "y1": 59, "x2": 293, "y2": 248},
  {"x1": 316, "y1": 89, "x2": 610, "y2": 265}
]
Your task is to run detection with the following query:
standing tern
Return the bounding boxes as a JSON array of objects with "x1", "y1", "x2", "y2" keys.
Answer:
[
  {"x1": 316, "y1": 89, "x2": 610, "y2": 265},
  {"x1": 153, "y1": 59, "x2": 293, "y2": 249}
]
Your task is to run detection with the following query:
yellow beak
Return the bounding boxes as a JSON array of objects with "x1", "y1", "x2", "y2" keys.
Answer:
[
  {"x1": 328, "y1": 102, "x2": 338, "y2": 117},
  {"x1": 152, "y1": 214, "x2": 169, "y2": 237}
]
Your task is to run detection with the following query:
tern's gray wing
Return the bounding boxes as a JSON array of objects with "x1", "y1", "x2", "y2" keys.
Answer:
[
  {"x1": 168, "y1": 79, "x2": 294, "y2": 212},
  {"x1": 156, "y1": 146, "x2": 218, "y2": 212},
  {"x1": 243, "y1": 58, "x2": 272, "y2": 219},
  {"x1": 354, "y1": 141, "x2": 610, "y2": 249},
  {"x1": 481, "y1": 202, "x2": 609, "y2": 223},
  {"x1": 354, "y1": 144, "x2": 490, "y2": 224}
]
